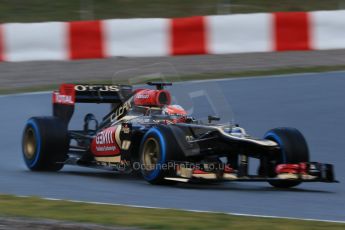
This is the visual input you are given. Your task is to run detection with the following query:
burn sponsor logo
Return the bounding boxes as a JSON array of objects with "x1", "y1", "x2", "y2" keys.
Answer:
[
  {"x1": 96, "y1": 146, "x2": 116, "y2": 152},
  {"x1": 53, "y1": 92, "x2": 74, "y2": 105}
]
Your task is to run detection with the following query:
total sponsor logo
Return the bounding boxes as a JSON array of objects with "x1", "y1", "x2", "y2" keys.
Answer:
[
  {"x1": 53, "y1": 92, "x2": 74, "y2": 105},
  {"x1": 74, "y1": 85, "x2": 120, "y2": 92}
]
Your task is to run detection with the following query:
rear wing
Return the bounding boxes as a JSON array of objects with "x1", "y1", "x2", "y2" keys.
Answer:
[{"x1": 53, "y1": 84, "x2": 133, "y2": 125}]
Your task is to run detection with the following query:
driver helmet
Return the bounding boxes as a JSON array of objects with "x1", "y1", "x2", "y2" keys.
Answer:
[{"x1": 163, "y1": 105, "x2": 187, "y2": 123}]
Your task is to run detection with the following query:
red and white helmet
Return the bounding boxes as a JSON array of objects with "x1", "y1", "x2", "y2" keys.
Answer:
[{"x1": 163, "y1": 105, "x2": 187, "y2": 123}]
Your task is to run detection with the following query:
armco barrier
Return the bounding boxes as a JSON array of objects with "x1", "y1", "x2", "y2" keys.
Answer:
[{"x1": 1, "y1": 10, "x2": 345, "y2": 62}]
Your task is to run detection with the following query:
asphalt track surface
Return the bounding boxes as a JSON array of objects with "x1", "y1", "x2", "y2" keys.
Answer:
[
  {"x1": 1, "y1": 49, "x2": 345, "y2": 90},
  {"x1": 0, "y1": 72, "x2": 344, "y2": 222}
]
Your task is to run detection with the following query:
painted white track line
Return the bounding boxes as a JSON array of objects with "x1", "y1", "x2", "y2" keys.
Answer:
[
  {"x1": 184, "y1": 70, "x2": 345, "y2": 84},
  {"x1": 14, "y1": 195, "x2": 344, "y2": 224},
  {"x1": 0, "y1": 91, "x2": 51, "y2": 98}
]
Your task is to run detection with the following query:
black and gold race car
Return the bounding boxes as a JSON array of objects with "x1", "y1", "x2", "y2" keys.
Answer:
[{"x1": 22, "y1": 82, "x2": 337, "y2": 188}]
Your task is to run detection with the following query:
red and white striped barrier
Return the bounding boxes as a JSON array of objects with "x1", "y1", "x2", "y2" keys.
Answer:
[{"x1": 1, "y1": 10, "x2": 345, "y2": 62}]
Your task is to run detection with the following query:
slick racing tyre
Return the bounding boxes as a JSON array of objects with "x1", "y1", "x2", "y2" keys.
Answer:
[
  {"x1": 139, "y1": 126, "x2": 180, "y2": 185},
  {"x1": 264, "y1": 127, "x2": 309, "y2": 188},
  {"x1": 22, "y1": 116, "x2": 69, "y2": 171}
]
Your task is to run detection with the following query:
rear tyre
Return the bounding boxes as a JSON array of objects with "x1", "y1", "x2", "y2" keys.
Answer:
[
  {"x1": 22, "y1": 117, "x2": 69, "y2": 171},
  {"x1": 264, "y1": 127, "x2": 309, "y2": 188},
  {"x1": 139, "y1": 126, "x2": 179, "y2": 185}
]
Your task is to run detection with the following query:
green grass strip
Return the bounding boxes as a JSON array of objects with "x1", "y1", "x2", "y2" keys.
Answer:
[{"x1": 0, "y1": 194, "x2": 344, "y2": 230}]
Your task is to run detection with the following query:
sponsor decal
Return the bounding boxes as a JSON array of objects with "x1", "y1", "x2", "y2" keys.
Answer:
[
  {"x1": 96, "y1": 146, "x2": 116, "y2": 152},
  {"x1": 135, "y1": 94, "x2": 149, "y2": 99},
  {"x1": 74, "y1": 85, "x2": 120, "y2": 92},
  {"x1": 53, "y1": 92, "x2": 74, "y2": 105},
  {"x1": 121, "y1": 140, "x2": 131, "y2": 150},
  {"x1": 185, "y1": 135, "x2": 194, "y2": 142},
  {"x1": 91, "y1": 127, "x2": 120, "y2": 156},
  {"x1": 122, "y1": 124, "x2": 131, "y2": 134},
  {"x1": 110, "y1": 99, "x2": 132, "y2": 122},
  {"x1": 96, "y1": 129, "x2": 114, "y2": 145}
]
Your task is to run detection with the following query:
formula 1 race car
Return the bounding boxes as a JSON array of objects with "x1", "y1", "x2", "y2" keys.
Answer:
[{"x1": 22, "y1": 82, "x2": 337, "y2": 188}]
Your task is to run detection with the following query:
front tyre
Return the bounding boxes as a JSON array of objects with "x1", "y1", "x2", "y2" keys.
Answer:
[
  {"x1": 139, "y1": 126, "x2": 179, "y2": 185},
  {"x1": 264, "y1": 127, "x2": 309, "y2": 188},
  {"x1": 22, "y1": 117, "x2": 69, "y2": 171}
]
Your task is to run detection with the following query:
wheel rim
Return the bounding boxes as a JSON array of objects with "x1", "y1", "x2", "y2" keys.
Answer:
[
  {"x1": 23, "y1": 127, "x2": 36, "y2": 160},
  {"x1": 142, "y1": 138, "x2": 160, "y2": 170}
]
